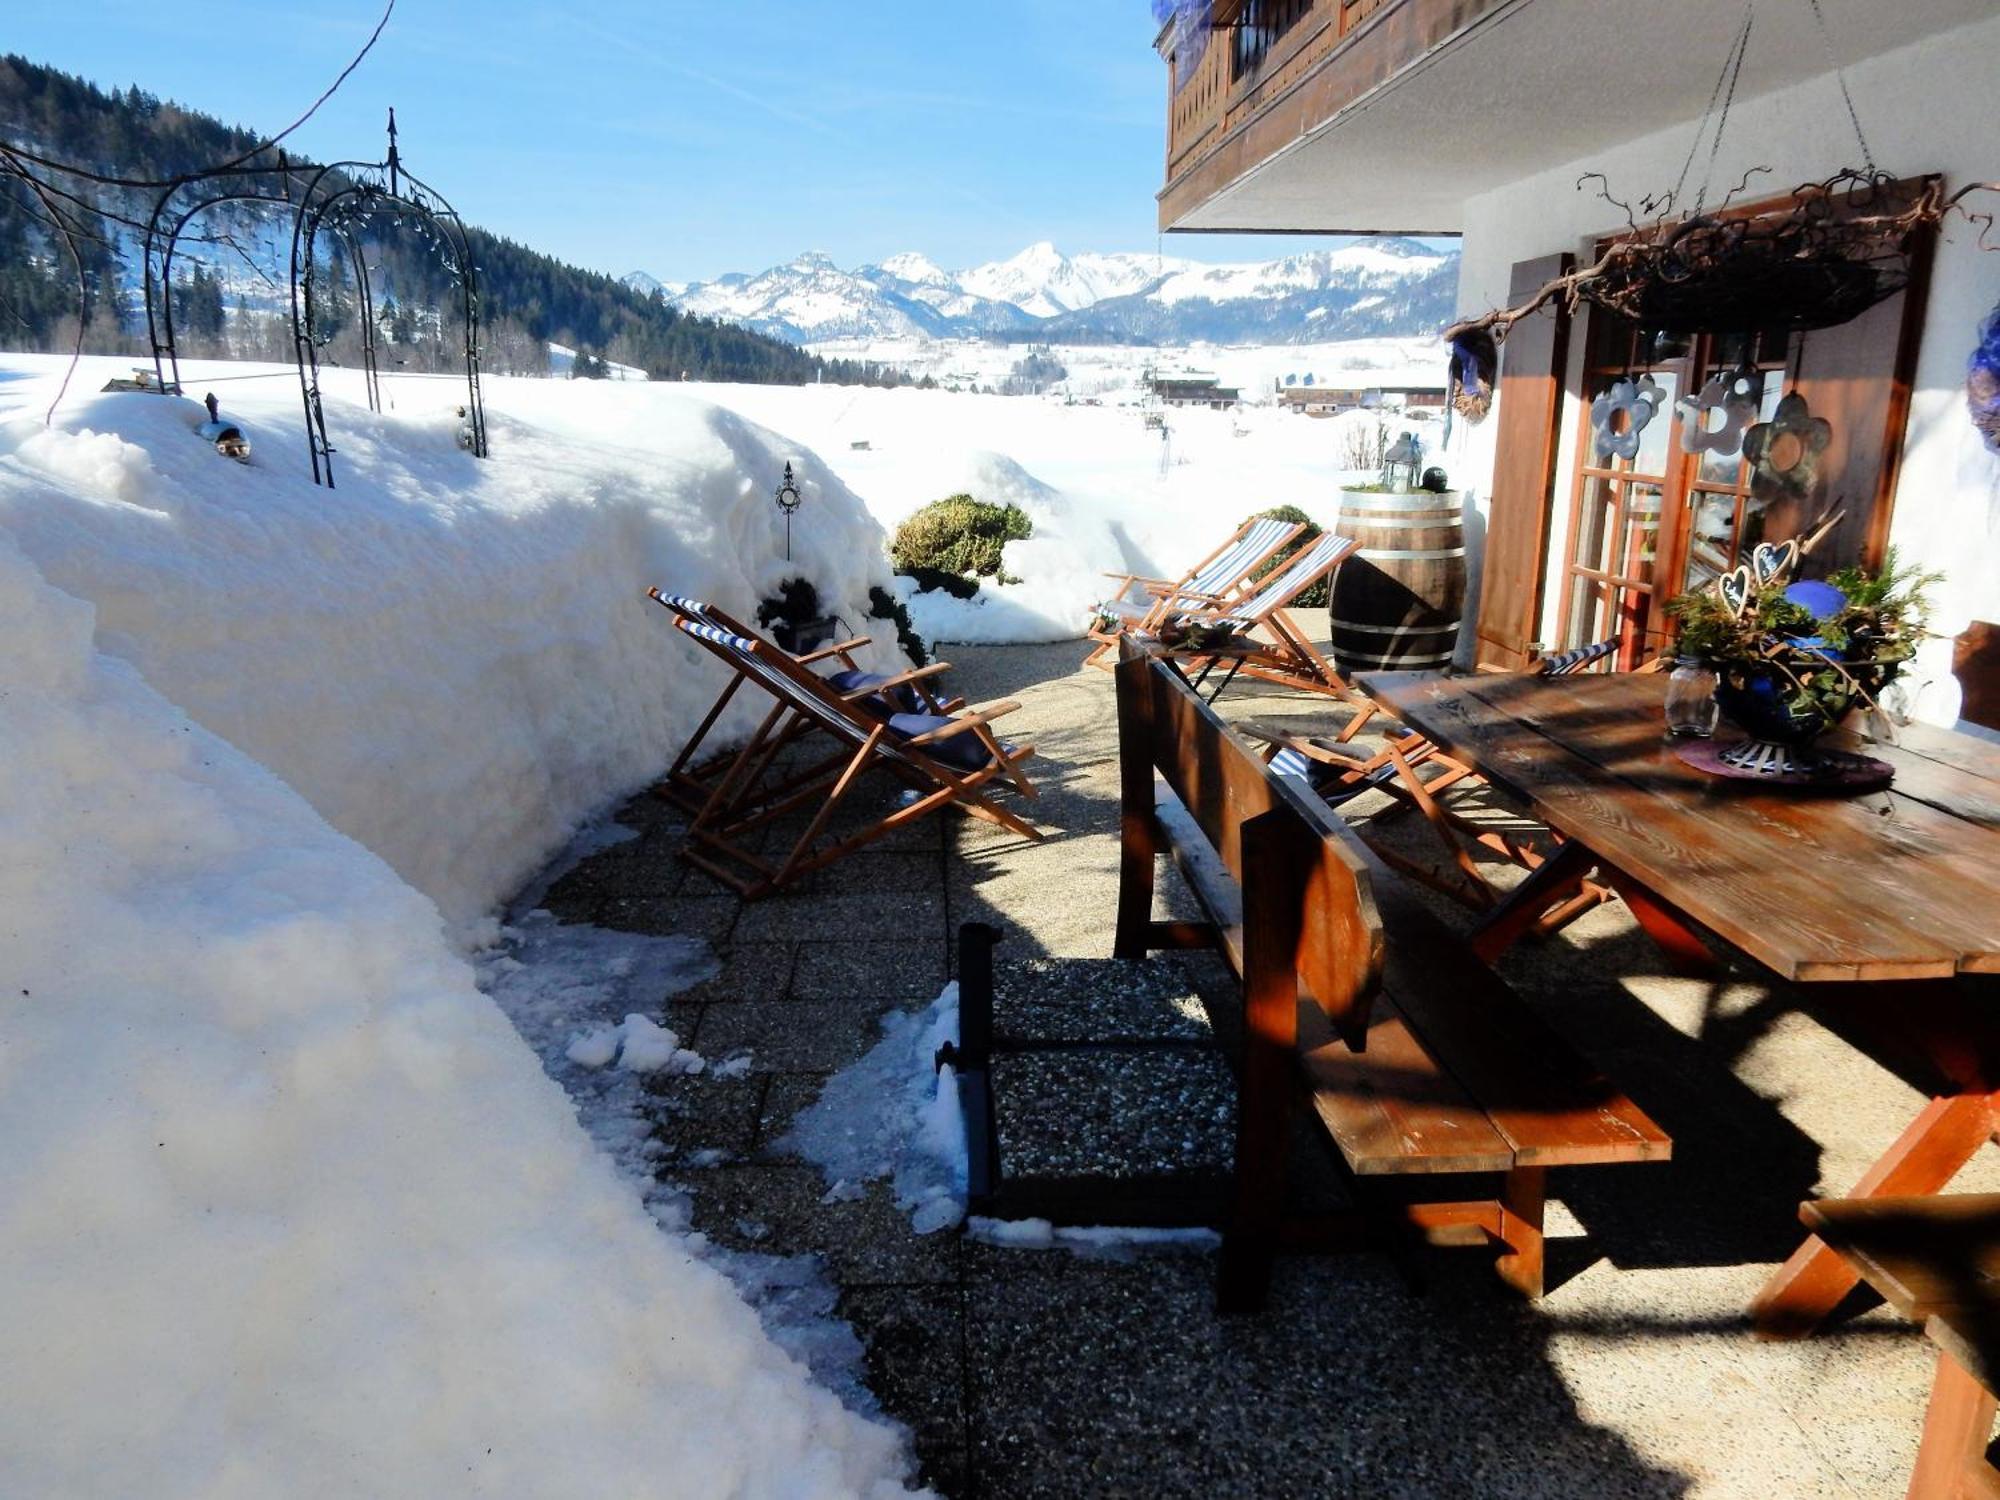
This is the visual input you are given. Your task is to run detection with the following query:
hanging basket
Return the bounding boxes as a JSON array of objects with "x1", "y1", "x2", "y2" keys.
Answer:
[
  {"x1": 1448, "y1": 172, "x2": 1991, "y2": 348},
  {"x1": 1571, "y1": 174, "x2": 1916, "y2": 335}
]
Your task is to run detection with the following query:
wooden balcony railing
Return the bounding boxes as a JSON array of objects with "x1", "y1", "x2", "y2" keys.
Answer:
[{"x1": 1159, "y1": 0, "x2": 1488, "y2": 229}]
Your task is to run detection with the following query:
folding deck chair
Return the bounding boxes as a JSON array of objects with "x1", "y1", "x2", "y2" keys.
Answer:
[
  {"x1": 1236, "y1": 638, "x2": 1646, "y2": 917},
  {"x1": 648, "y1": 590, "x2": 964, "y2": 813},
  {"x1": 1165, "y1": 531, "x2": 1362, "y2": 706},
  {"x1": 1082, "y1": 514, "x2": 1304, "y2": 671},
  {"x1": 651, "y1": 600, "x2": 1042, "y2": 897}
]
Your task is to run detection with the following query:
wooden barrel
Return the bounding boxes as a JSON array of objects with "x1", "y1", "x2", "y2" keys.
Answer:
[{"x1": 1328, "y1": 489, "x2": 1466, "y2": 673}]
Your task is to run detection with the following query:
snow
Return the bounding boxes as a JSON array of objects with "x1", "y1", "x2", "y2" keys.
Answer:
[
  {"x1": 0, "y1": 522, "x2": 918, "y2": 1497},
  {"x1": 785, "y1": 983, "x2": 968, "y2": 1237},
  {"x1": 680, "y1": 359, "x2": 1447, "y2": 645},
  {"x1": 0, "y1": 356, "x2": 909, "y2": 936}
]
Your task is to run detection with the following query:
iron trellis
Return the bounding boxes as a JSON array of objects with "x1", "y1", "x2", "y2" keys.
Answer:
[{"x1": 137, "y1": 114, "x2": 487, "y2": 488}]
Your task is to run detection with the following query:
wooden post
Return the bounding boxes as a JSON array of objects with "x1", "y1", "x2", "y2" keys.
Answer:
[
  {"x1": 1906, "y1": 1349, "x2": 1998, "y2": 1500},
  {"x1": 1218, "y1": 809, "x2": 1311, "y2": 1313},
  {"x1": 1115, "y1": 651, "x2": 1161, "y2": 961}
]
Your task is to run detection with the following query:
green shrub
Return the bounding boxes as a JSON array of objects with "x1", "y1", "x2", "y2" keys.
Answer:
[
  {"x1": 1243, "y1": 504, "x2": 1332, "y2": 609},
  {"x1": 891, "y1": 494, "x2": 1031, "y2": 585}
]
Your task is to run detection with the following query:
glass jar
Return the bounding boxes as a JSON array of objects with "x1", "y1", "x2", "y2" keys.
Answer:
[{"x1": 1664, "y1": 656, "x2": 1719, "y2": 738}]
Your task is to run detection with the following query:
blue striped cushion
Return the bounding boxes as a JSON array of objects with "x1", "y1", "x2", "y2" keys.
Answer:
[
  {"x1": 1539, "y1": 639, "x2": 1618, "y2": 677},
  {"x1": 681, "y1": 620, "x2": 756, "y2": 653},
  {"x1": 1269, "y1": 746, "x2": 1314, "y2": 780}
]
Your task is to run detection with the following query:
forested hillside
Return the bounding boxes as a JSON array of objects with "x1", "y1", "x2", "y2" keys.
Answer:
[{"x1": 0, "y1": 56, "x2": 901, "y2": 385}]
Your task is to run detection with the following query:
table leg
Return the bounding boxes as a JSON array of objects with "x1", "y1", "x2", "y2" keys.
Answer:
[
  {"x1": 1469, "y1": 839, "x2": 1594, "y2": 964},
  {"x1": 1752, "y1": 1092, "x2": 2000, "y2": 1340},
  {"x1": 1906, "y1": 1348, "x2": 1997, "y2": 1500},
  {"x1": 1596, "y1": 866, "x2": 1717, "y2": 977}
]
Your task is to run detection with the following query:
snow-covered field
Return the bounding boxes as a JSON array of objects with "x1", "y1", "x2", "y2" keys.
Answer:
[
  {"x1": 682, "y1": 368, "x2": 1450, "y2": 643},
  {"x1": 806, "y1": 333, "x2": 1444, "y2": 405}
]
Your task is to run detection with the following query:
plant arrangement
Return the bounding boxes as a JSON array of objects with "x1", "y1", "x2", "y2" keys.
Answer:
[{"x1": 1666, "y1": 544, "x2": 1937, "y2": 773}]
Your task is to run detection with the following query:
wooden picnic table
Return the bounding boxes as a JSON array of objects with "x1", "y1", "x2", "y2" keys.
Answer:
[{"x1": 1355, "y1": 669, "x2": 2000, "y2": 1337}]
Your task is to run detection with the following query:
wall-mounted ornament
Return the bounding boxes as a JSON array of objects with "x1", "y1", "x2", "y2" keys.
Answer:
[
  {"x1": 1742, "y1": 391, "x2": 1832, "y2": 504},
  {"x1": 1591, "y1": 375, "x2": 1665, "y2": 461},
  {"x1": 1969, "y1": 298, "x2": 2000, "y2": 455},
  {"x1": 1677, "y1": 367, "x2": 1760, "y2": 457},
  {"x1": 1444, "y1": 330, "x2": 1496, "y2": 443}
]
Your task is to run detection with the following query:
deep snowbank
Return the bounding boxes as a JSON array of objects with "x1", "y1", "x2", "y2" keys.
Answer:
[
  {"x1": 0, "y1": 530, "x2": 915, "y2": 1496},
  {"x1": 0, "y1": 358, "x2": 906, "y2": 934}
]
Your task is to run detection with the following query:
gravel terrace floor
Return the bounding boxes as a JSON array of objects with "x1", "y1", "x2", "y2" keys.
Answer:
[{"x1": 532, "y1": 635, "x2": 1998, "y2": 1499}]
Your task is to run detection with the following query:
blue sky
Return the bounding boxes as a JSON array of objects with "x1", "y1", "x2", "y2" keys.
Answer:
[{"x1": 12, "y1": 0, "x2": 1410, "y2": 280}]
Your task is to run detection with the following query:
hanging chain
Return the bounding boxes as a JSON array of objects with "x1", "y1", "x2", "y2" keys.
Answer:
[
  {"x1": 1803, "y1": 0, "x2": 1876, "y2": 173},
  {"x1": 1672, "y1": 2, "x2": 1755, "y2": 214},
  {"x1": 1694, "y1": 4, "x2": 1755, "y2": 215}
]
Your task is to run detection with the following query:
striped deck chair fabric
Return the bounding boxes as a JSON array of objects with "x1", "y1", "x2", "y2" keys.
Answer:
[
  {"x1": 1213, "y1": 532, "x2": 1356, "y2": 629},
  {"x1": 1085, "y1": 516, "x2": 1304, "y2": 668}
]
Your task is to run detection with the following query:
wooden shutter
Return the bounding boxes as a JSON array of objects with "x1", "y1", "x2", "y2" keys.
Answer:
[
  {"x1": 1786, "y1": 211, "x2": 1936, "y2": 572},
  {"x1": 1474, "y1": 252, "x2": 1574, "y2": 669}
]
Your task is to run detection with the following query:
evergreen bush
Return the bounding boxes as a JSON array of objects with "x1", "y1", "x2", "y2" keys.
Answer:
[{"x1": 890, "y1": 494, "x2": 1031, "y2": 586}]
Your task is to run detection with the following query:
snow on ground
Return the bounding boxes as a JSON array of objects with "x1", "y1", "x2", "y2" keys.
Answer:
[
  {"x1": 0, "y1": 356, "x2": 907, "y2": 934},
  {"x1": 0, "y1": 526, "x2": 918, "y2": 1497},
  {"x1": 787, "y1": 983, "x2": 969, "y2": 1237},
  {"x1": 682, "y1": 366, "x2": 1455, "y2": 644},
  {"x1": 0, "y1": 354, "x2": 927, "y2": 1496}
]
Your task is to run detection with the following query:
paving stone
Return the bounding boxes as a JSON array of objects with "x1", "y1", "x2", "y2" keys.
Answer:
[
  {"x1": 689, "y1": 998, "x2": 888, "y2": 1075},
  {"x1": 991, "y1": 1046, "x2": 1235, "y2": 1182},
  {"x1": 753, "y1": 1071, "x2": 833, "y2": 1154},
  {"x1": 641, "y1": 1071, "x2": 765, "y2": 1162},
  {"x1": 838, "y1": 1284, "x2": 970, "y2": 1496},
  {"x1": 674, "y1": 941, "x2": 796, "y2": 1005},
  {"x1": 596, "y1": 892, "x2": 739, "y2": 943},
  {"x1": 793, "y1": 940, "x2": 947, "y2": 1001},
  {"x1": 734, "y1": 888, "x2": 946, "y2": 942},
  {"x1": 680, "y1": 1165, "x2": 960, "y2": 1286},
  {"x1": 991, "y1": 954, "x2": 1215, "y2": 1042}
]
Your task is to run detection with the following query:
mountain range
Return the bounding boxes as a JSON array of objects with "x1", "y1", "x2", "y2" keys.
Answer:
[{"x1": 626, "y1": 237, "x2": 1458, "y2": 347}]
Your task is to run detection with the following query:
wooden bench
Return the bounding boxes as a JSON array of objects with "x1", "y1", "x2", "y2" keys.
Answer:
[
  {"x1": 1804, "y1": 1195, "x2": 2000, "y2": 1499},
  {"x1": 1113, "y1": 642, "x2": 1671, "y2": 1311}
]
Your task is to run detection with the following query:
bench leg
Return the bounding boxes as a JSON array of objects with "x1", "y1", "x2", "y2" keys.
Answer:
[
  {"x1": 1754, "y1": 1092, "x2": 1999, "y2": 1340},
  {"x1": 1907, "y1": 1349, "x2": 1997, "y2": 1500},
  {"x1": 1469, "y1": 840, "x2": 1594, "y2": 963},
  {"x1": 1494, "y1": 1167, "x2": 1547, "y2": 1300}
]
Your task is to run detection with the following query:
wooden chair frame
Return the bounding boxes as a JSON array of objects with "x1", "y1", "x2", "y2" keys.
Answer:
[
  {"x1": 647, "y1": 590, "x2": 962, "y2": 814},
  {"x1": 1166, "y1": 532, "x2": 1363, "y2": 703},
  {"x1": 1083, "y1": 515, "x2": 1305, "y2": 671},
  {"x1": 660, "y1": 610, "x2": 1043, "y2": 897}
]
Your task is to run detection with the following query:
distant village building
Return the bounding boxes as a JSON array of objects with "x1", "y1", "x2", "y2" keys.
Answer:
[
  {"x1": 1276, "y1": 376, "x2": 1446, "y2": 417},
  {"x1": 1146, "y1": 372, "x2": 1241, "y2": 409}
]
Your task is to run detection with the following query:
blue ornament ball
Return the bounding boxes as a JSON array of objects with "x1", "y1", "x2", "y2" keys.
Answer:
[{"x1": 1783, "y1": 578, "x2": 1847, "y2": 622}]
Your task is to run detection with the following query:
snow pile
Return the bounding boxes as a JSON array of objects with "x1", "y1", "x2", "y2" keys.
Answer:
[
  {"x1": 0, "y1": 356, "x2": 908, "y2": 936},
  {"x1": 568, "y1": 1012, "x2": 707, "y2": 1074},
  {"x1": 785, "y1": 983, "x2": 968, "y2": 1235},
  {"x1": 896, "y1": 452, "x2": 1127, "y2": 645},
  {"x1": 0, "y1": 532, "x2": 917, "y2": 1497}
]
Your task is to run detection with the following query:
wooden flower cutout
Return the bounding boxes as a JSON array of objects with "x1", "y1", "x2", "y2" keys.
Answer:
[
  {"x1": 1743, "y1": 391, "x2": 1832, "y2": 503},
  {"x1": 1590, "y1": 375, "x2": 1666, "y2": 461},
  {"x1": 1677, "y1": 368, "x2": 1760, "y2": 457}
]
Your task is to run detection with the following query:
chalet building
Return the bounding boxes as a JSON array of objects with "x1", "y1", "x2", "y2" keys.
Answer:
[
  {"x1": 1277, "y1": 378, "x2": 1446, "y2": 414},
  {"x1": 1158, "y1": 0, "x2": 2000, "y2": 726},
  {"x1": 1147, "y1": 373, "x2": 1243, "y2": 408}
]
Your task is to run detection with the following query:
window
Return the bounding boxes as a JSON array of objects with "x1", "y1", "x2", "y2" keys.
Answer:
[{"x1": 1232, "y1": 0, "x2": 1314, "y2": 79}]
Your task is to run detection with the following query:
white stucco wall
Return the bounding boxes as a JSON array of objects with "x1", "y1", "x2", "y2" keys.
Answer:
[{"x1": 1444, "y1": 10, "x2": 2000, "y2": 724}]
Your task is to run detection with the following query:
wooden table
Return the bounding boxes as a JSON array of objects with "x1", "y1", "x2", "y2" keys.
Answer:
[{"x1": 1356, "y1": 670, "x2": 2000, "y2": 1336}]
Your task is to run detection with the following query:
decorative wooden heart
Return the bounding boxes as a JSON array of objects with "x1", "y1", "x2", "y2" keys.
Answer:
[
  {"x1": 1717, "y1": 565, "x2": 1754, "y2": 617},
  {"x1": 1751, "y1": 539, "x2": 1799, "y2": 587}
]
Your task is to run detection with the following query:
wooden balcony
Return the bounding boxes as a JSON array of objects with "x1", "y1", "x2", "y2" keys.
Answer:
[{"x1": 1159, "y1": 0, "x2": 1508, "y2": 233}]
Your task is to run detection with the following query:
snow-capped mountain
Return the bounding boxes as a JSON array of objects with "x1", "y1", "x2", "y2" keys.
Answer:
[{"x1": 624, "y1": 236, "x2": 1457, "y2": 347}]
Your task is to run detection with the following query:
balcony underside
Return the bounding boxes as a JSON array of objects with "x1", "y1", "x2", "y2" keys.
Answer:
[{"x1": 1161, "y1": 0, "x2": 1996, "y2": 235}]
